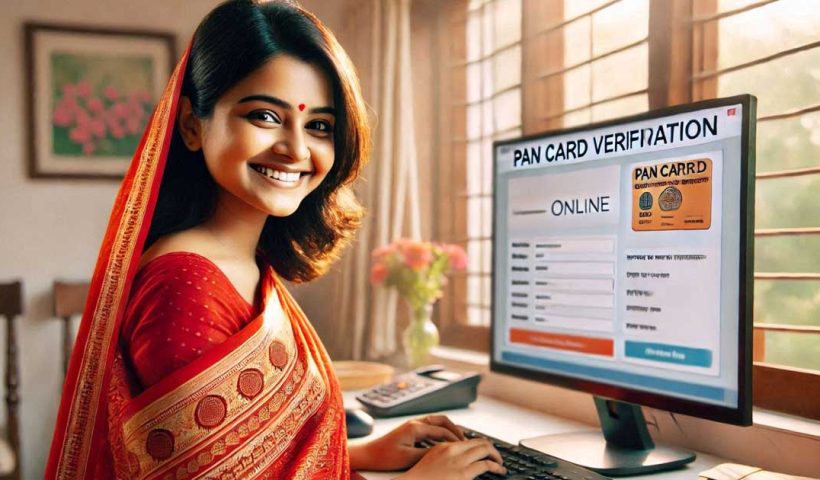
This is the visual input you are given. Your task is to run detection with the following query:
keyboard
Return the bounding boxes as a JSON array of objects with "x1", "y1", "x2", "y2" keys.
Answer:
[{"x1": 419, "y1": 426, "x2": 611, "y2": 480}]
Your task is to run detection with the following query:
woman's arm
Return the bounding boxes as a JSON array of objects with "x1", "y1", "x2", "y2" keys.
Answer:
[
  {"x1": 349, "y1": 427, "x2": 507, "y2": 479},
  {"x1": 348, "y1": 442, "x2": 380, "y2": 471},
  {"x1": 347, "y1": 415, "x2": 461, "y2": 471}
]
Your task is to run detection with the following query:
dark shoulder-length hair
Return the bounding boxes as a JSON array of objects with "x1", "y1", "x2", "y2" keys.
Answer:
[{"x1": 146, "y1": 0, "x2": 370, "y2": 283}]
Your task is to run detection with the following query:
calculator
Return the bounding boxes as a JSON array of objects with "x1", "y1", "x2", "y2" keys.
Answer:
[{"x1": 355, "y1": 365, "x2": 481, "y2": 417}]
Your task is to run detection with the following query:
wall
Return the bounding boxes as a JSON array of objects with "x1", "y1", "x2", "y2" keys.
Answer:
[{"x1": 0, "y1": 1, "x2": 357, "y2": 477}]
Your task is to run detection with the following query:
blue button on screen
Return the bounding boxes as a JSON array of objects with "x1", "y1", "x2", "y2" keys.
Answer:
[{"x1": 625, "y1": 341, "x2": 712, "y2": 368}]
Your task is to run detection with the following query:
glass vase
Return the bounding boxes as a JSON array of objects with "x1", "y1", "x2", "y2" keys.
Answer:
[{"x1": 402, "y1": 302, "x2": 440, "y2": 368}]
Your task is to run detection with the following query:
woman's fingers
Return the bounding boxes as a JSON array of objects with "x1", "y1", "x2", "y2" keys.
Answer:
[
  {"x1": 403, "y1": 439, "x2": 507, "y2": 479},
  {"x1": 421, "y1": 415, "x2": 466, "y2": 440},
  {"x1": 432, "y1": 437, "x2": 502, "y2": 462},
  {"x1": 465, "y1": 458, "x2": 508, "y2": 478},
  {"x1": 404, "y1": 443, "x2": 431, "y2": 466},
  {"x1": 412, "y1": 422, "x2": 460, "y2": 443},
  {"x1": 462, "y1": 440, "x2": 503, "y2": 465}
]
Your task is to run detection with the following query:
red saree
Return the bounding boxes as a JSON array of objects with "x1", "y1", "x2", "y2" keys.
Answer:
[
  {"x1": 122, "y1": 252, "x2": 259, "y2": 389},
  {"x1": 46, "y1": 46, "x2": 351, "y2": 480}
]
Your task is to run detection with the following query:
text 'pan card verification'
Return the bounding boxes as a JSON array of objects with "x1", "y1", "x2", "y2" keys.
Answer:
[{"x1": 632, "y1": 158, "x2": 713, "y2": 231}]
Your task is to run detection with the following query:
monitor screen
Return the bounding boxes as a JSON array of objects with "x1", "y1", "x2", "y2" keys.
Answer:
[{"x1": 490, "y1": 96, "x2": 755, "y2": 425}]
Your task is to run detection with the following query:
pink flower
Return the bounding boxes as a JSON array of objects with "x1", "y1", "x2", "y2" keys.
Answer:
[
  {"x1": 76, "y1": 81, "x2": 92, "y2": 98},
  {"x1": 52, "y1": 104, "x2": 73, "y2": 127},
  {"x1": 104, "y1": 111, "x2": 118, "y2": 128},
  {"x1": 89, "y1": 118, "x2": 107, "y2": 139},
  {"x1": 441, "y1": 244, "x2": 468, "y2": 271},
  {"x1": 395, "y1": 239, "x2": 423, "y2": 257},
  {"x1": 110, "y1": 124, "x2": 125, "y2": 139},
  {"x1": 82, "y1": 142, "x2": 95, "y2": 155},
  {"x1": 112, "y1": 102, "x2": 130, "y2": 119},
  {"x1": 370, "y1": 262, "x2": 388, "y2": 284},
  {"x1": 371, "y1": 244, "x2": 396, "y2": 262},
  {"x1": 126, "y1": 117, "x2": 142, "y2": 135},
  {"x1": 62, "y1": 83, "x2": 76, "y2": 99},
  {"x1": 402, "y1": 242, "x2": 433, "y2": 271},
  {"x1": 66, "y1": 93, "x2": 80, "y2": 105},
  {"x1": 126, "y1": 98, "x2": 144, "y2": 119},
  {"x1": 370, "y1": 238, "x2": 463, "y2": 305},
  {"x1": 75, "y1": 108, "x2": 91, "y2": 128},
  {"x1": 87, "y1": 97, "x2": 105, "y2": 113},
  {"x1": 103, "y1": 85, "x2": 120, "y2": 101},
  {"x1": 105, "y1": 110, "x2": 124, "y2": 133},
  {"x1": 69, "y1": 126, "x2": 91, "y2": 144}
]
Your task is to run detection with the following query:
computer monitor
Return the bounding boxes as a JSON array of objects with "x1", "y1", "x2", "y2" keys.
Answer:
[{"x1": 490, "y1": 95, "x2": 756, "y2": 475}]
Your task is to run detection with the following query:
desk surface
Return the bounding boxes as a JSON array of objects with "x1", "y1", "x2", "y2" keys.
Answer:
[{"x1": 344, "y1": 392, "x2": 724, "y2": 480}]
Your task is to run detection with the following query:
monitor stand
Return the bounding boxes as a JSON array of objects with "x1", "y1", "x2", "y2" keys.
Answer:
[{"x1": 520, "y1": 397, "x2": 696, "y2": 476}]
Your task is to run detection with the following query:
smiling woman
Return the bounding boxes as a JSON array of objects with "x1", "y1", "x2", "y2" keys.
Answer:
[
  {"x1": 45, "y1": 1, "x2": 506, "y2": 479},
  {"x1": 145, "y1": 2, "x2": 368, "y2": 284},
  {"x1": 177, "y1": 54, "x2": 338, "y2": 221}
]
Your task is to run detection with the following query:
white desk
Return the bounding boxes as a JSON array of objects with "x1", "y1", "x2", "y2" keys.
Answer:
[{"x1": 344, "y1": 392, "x2": 724, "y2": 480}]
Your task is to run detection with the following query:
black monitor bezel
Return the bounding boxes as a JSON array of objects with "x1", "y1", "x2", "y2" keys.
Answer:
[{"x1": 490, "y1": 95, "x2": 756, "y2": 426}]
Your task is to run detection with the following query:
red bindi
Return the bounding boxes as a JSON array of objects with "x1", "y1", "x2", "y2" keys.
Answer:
[{"x1": 298, "y1": 103, "x2": 306, "y2": 111}]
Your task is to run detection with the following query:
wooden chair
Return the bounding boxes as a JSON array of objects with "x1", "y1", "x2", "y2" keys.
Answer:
[
  {"x1": 53, "y1": 281, "x2": 90, "y2": 375},
  {"x1": 0, "y1": 281, "x2": 22, "y2": 480}
]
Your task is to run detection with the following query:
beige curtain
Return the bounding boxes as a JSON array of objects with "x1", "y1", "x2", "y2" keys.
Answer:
[{"x1": 332, "y1": 0, "x2": 421, "y2": 360}]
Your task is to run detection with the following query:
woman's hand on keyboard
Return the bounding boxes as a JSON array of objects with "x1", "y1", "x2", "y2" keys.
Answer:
[
  {"x1": 350, "y1": 414, "x2": 466, "y2": 471},
  {"x1": 399, "y1": 437, "x2": 507, "y2": 480}
]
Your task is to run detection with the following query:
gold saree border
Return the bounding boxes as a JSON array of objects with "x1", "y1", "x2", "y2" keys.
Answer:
[
  {"x1": 55, "y1": 55, "x2": 188, "y2": 480},
  {"x1": 123, "y1": 312, "x2": 278, "y2": 431},
  {"x1": 116, "y1": 273, "x2": 328, "y2": 480},
  {"x1": 195, "y1": 357, "x2": 326, "y2": 480}
]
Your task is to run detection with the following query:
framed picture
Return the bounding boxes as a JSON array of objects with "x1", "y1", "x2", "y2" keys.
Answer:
[{"x1": 25, "y1": 23, "x2": 176, "y2": 179}]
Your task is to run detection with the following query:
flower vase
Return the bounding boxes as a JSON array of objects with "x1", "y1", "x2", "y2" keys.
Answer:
[{"x1": 402, "y1": 302, "x2": 440, "y2": 368}]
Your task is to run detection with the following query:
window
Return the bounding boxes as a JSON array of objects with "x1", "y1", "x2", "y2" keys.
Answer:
[
  {"x1": 692, "y1": 0, "x2": 820, "y2": 418},
  {"x1": 435, "y1": 0, "x2": 522, "y2": 349},
  {"x1": 551, "y1": 0, "x2": 649, "y2": 128},
  {"x1": 437, "y1": 0, "x2": 649, "y2": 348},
  {"x1": 463, "y1": 0, "x2": 522, "y2": 328},
  {"x1": 433, "y1": 0, "x2": 819, "y2": 418}
]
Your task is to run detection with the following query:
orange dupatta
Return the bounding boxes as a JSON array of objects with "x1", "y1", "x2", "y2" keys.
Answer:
[{"x1": 46, "y1": 46, "x2": 351, "y2": 480}]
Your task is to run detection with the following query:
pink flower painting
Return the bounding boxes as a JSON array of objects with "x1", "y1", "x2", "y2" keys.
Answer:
[
  {"x1": 28, "y1": 24, "x2": 172, "y2": 178},
  {"x1": 49, "y1": 52, "x2": 156, "y2": 158}
]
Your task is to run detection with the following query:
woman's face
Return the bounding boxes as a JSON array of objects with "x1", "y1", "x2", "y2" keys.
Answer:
[{"x1": 197, "y1": 54, "x2": 336, "y2": 218}]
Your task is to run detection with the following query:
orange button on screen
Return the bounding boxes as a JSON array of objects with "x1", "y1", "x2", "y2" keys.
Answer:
[{"x1": 509, "y1": 328, "x2": 614, "y2": 357}]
